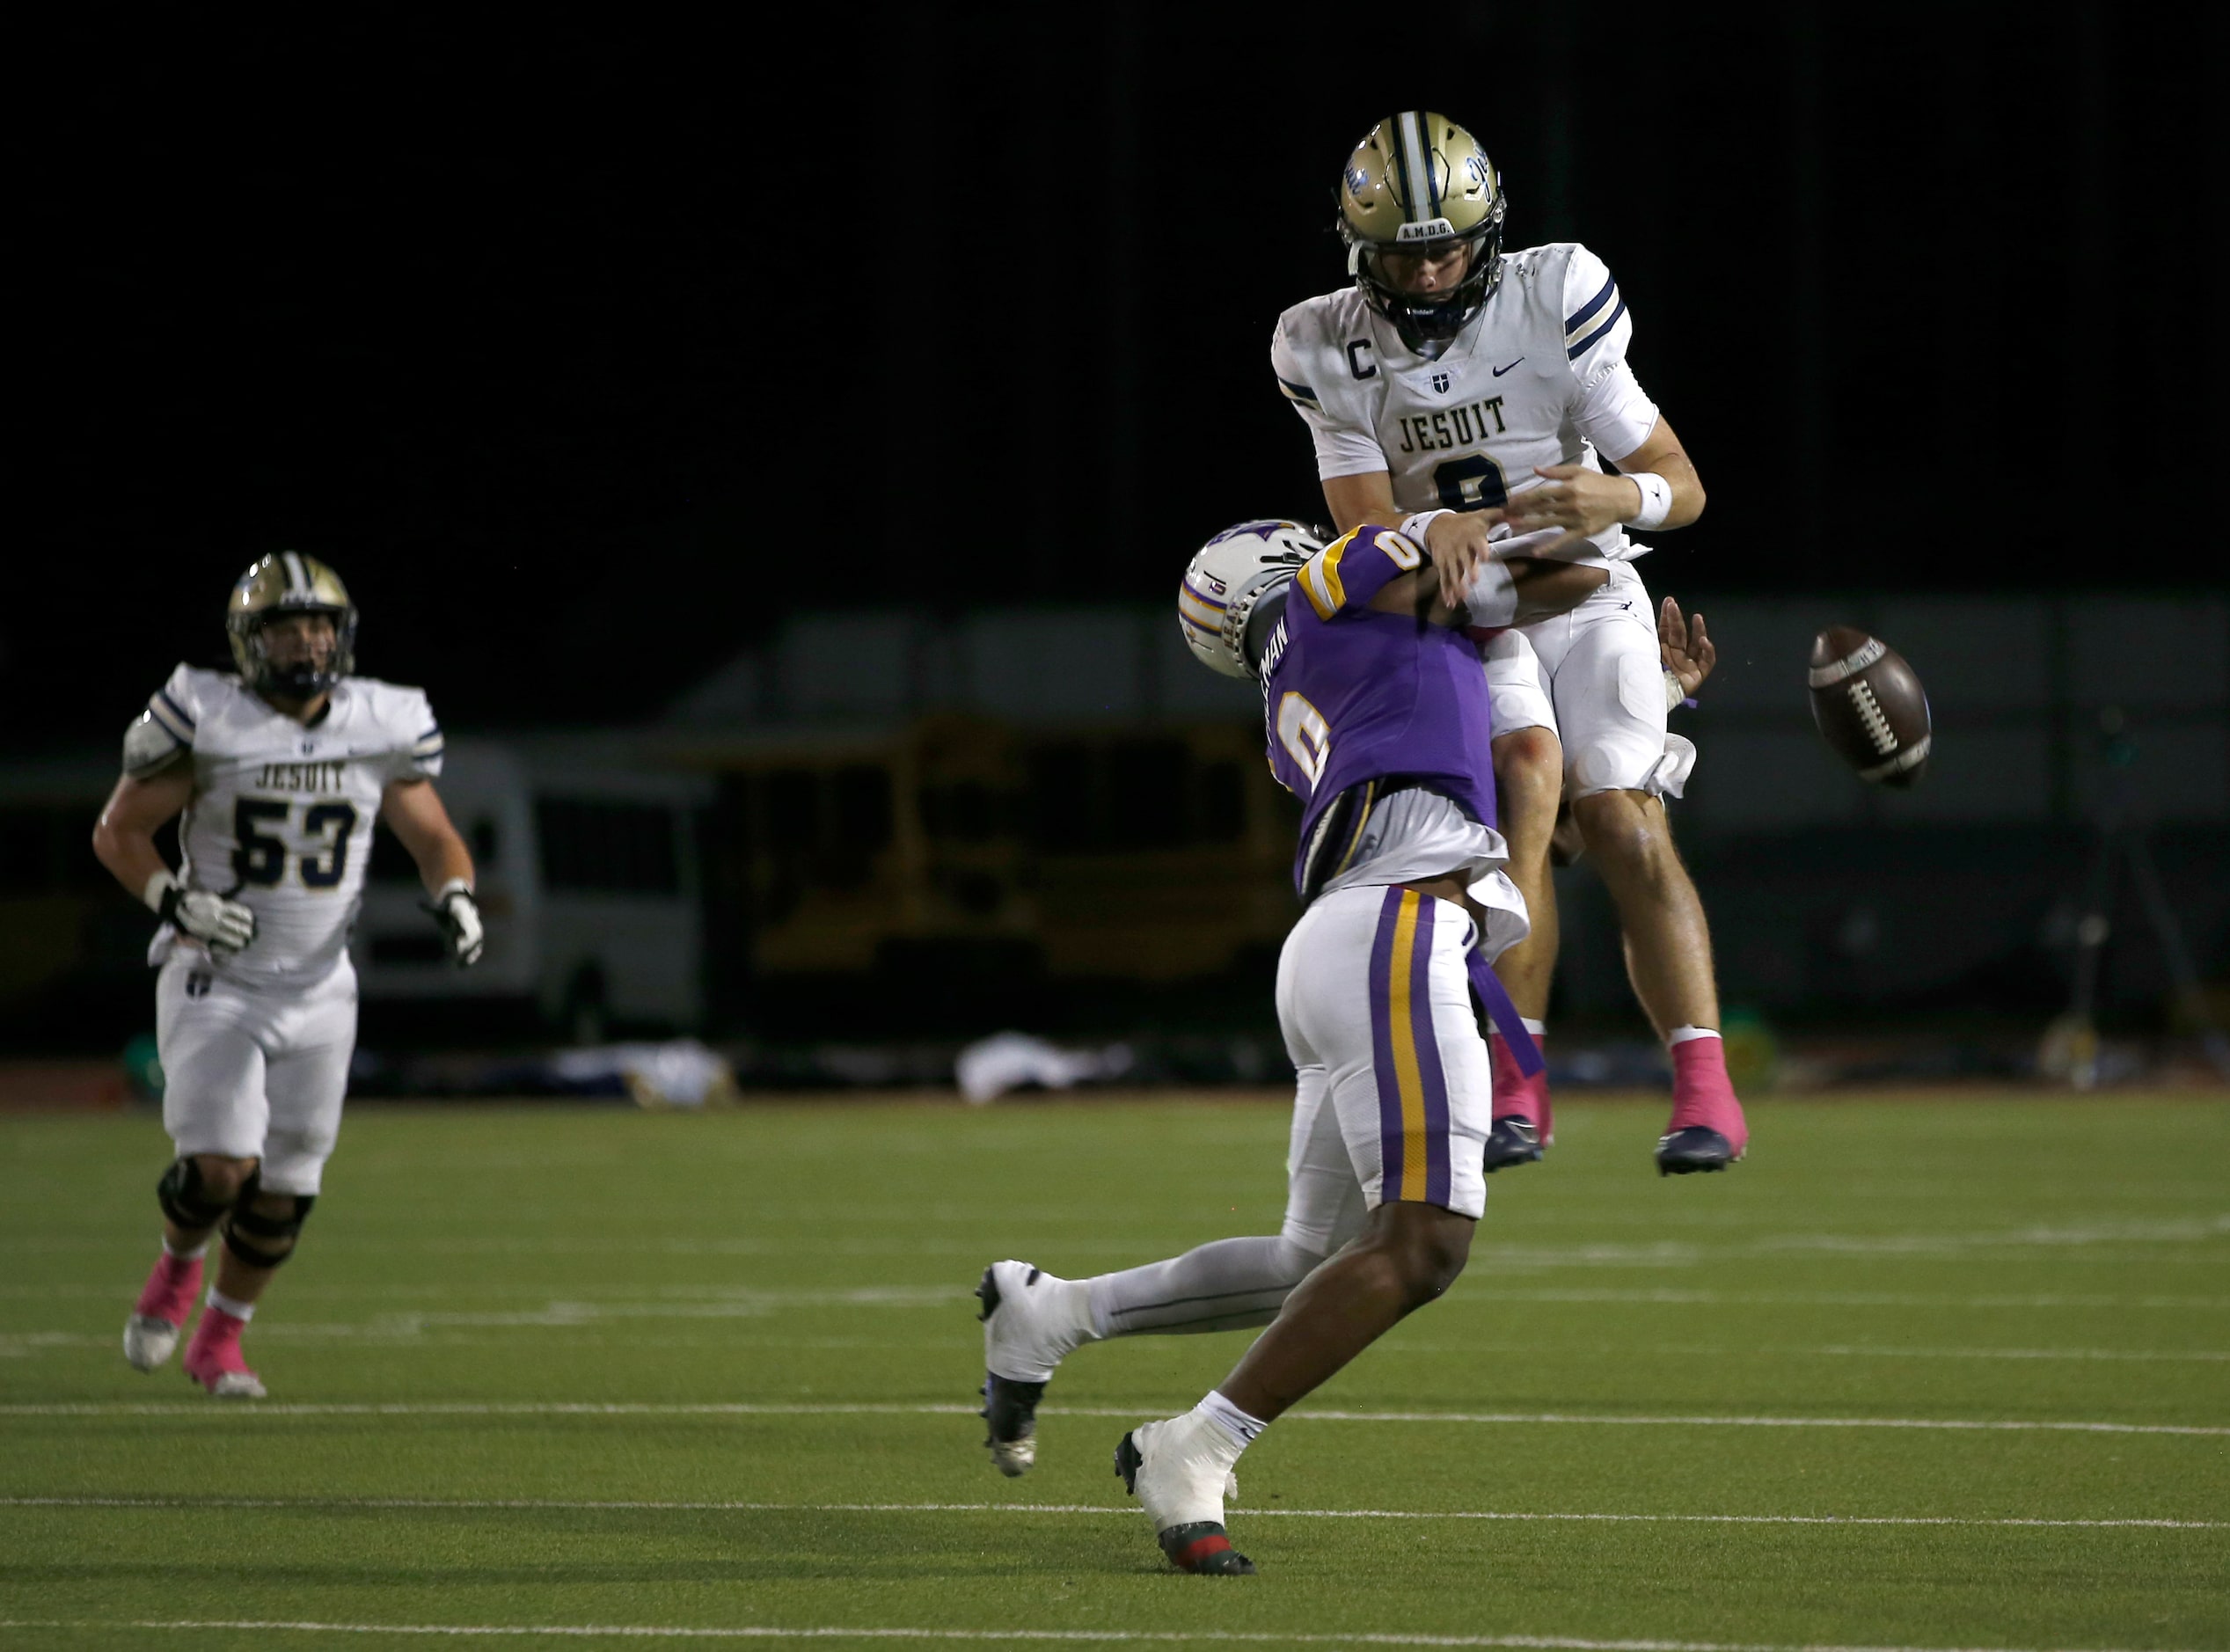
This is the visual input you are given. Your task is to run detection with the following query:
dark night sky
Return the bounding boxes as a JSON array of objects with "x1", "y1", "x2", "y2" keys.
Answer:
[{"x1": 15, "y1": 6, "x2": 2226, "y2": 745}]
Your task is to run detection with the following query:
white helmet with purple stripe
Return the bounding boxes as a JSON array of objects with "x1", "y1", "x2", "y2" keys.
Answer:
[{"x1": 1178, "y1": 519, "x2": 1323, "y2": 680}]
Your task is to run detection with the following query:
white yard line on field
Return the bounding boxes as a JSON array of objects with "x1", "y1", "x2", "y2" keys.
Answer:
[
  {"x1": 1806, "y1": 1344, "x2": 2230, "y2": 1363},
  {"x1": 1444, "y1": 1288, "x2": 2230, "y2": 1311},
  {"x1": 3, "y1": 1400, "x2": 2224, "y2": 1435},
  {"x1": 10, "y1": 1283, "x2": 2230, "y2": 1311},
  {"x1": 0, "y1": 1619, "x2": 2214, "y2": 1651},
  {"x1": 25, "y1": 1212, "x2": 2228, "y2": 1263},
  {"x1": 13, "y1": 1319, "x2": 2230, "y2": 1366},
  {"x1": 1375, "y1": 1343, "x2": 2230, "y2": 1364},
  {"x1": 1, "y1": 1495, "x2": 2219, "y2": 1531}
]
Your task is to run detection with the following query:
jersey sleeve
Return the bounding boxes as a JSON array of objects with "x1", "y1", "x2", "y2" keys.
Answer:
[
  {"x1": 1561, "y1": 245, "x2": 1633, "y2": 390},
  {"x1": 122, "y1": 663, "x2": 201, "y2": 778},
  {"x1": 1573, "y1": 362, "x2": 1661, "y2": 464},
  {"x1": 385, "y1": 686, "x2": 446, "y2": 783},
  {"x1": 1271, "y1": 310, "x2": 1389, "y2": 480},
  {"x1": 1560, "y1": 245, "x2": 1661, "y2": 464},
  {"x1": 1292, "y1": 524, "x2": 1426, "y2": 620}
]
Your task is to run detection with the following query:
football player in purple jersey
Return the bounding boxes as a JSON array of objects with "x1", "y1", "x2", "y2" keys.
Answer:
[{"x1": 978, "y1": 520, "x2": 1599, "y2": 1575}]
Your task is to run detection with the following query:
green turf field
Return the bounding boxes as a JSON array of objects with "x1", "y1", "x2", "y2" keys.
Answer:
[{"x1": 2, "y1": 1092, "x2": 2226, "y2": 1650}]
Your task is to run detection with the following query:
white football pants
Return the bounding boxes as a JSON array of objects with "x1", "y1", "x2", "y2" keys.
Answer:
[
  {"x1": 157, "y1": 951, "x2": 356, "y2": 1195},
  {"x1": 1484, "y1": 561, "x2": 1696, "y2": 800},
  {"x1": 1082, "y1": 883, "x2": 1495, "y2": 1339},
  {"x1": 1276, "y1": 882, "x2": 1494, "y2": 1232}
]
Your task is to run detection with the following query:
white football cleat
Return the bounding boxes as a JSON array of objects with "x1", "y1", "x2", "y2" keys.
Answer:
[
  {"x1": 978, "y1": 1260, "x2": 1089, "y2": 1477},
  {"x1": 981, "y1": 1260, "x2": 1084, "y2": 1385},
  {"x1": 122, "y1": 1313, "x2": 183, "y2": 1372},
  {"x1": 198, "y1": 1369, "x2": 268, "y2": 1399}
]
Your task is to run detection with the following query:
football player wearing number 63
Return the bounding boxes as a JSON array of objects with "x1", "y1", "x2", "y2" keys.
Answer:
[
  {"x1": 91, "y1": 552, "x2": 482, "y2": 1398},
  {"x1": 1272, "y1": 112, "x2": 1746, "y2": 1175}
]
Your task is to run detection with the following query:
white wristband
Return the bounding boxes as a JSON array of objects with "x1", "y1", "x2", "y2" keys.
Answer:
[
  {"x1": 1626, "y1": 472, "x2": 1672, "y2": 530},
  {"x1": 143, "y1": 869, "x2": 179, "y2": 915},
  {"x1": 1663, "y1": 669, "x2": 1688, "y2": 713},
  {"x1": 1463, "y1": 559, "x2": 1517, "y2": 629},
  {"x1": 1399, "y1": 508, "x2": 1453, "y2": 547},
  {"x1": 434, "y1": 877, "x2": 473, "y2": 903}
]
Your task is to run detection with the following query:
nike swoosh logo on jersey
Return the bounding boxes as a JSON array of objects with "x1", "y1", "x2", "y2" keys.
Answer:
[{"x1": 1493, "y1": 357, "x2": 1525, "y2": 376}]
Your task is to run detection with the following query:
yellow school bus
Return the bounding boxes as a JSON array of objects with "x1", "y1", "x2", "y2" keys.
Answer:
[{"x1": 672, "y1": 714, "x2": 1300, "y2": 984}]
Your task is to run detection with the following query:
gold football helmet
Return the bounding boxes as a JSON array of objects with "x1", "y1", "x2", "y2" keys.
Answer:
[
  {"x1": 226, "y1": 551, "x2": 358, "y2": 698},
  {"x1": 1335, "y1": 112, "x2": 1507, "y2": 350}
]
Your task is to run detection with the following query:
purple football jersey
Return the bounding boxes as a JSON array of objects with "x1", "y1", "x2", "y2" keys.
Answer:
[{"x1": 1261, "y1": 524, "x2": 1498, "y2": 895}]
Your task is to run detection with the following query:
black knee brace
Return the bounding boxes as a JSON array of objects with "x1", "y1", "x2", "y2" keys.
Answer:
[
  {"x1": 221, "y1": 1168, "x2": 317, "y2": 1269},
  {"x1": 156, "y1": 1157, "x2": 234, "y2": 1231}
]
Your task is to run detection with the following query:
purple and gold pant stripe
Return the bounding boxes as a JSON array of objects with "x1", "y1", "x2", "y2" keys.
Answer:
[{"x1": 1368, "y1": 887, "x2": 1453, "y2": 1206}]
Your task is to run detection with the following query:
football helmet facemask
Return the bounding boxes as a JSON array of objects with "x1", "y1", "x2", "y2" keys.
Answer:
[
  {"x1": 227, "y1": 551, "x2": 358, "y2": 699},
  {"x1": 1336, "y1": 111, "x2": 1507, "y2": 353},
  {"x1": 1179, "y1": 520, "x2": 1322, "y2": 680}
]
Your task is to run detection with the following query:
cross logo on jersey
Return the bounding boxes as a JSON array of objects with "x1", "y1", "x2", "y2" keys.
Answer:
[{"x1": 1430, "y1": 372, "x2": 1450, "y2": 393}]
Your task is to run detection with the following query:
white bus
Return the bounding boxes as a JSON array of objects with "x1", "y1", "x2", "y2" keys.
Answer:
[{"x1": 352, "y1": 736, "x2": 710, "y2": 1042}]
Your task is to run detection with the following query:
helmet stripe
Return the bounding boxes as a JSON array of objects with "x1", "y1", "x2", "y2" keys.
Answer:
[
  {"x1": 1396, "y1": 110, "x2": 1437, "y2": 223},
  {"x1": 281, "y1": 551, "x2": 311, "y2": 600},
  {"x1": 1386, "y1": 115, "x2": 1415, "y2": 220}
]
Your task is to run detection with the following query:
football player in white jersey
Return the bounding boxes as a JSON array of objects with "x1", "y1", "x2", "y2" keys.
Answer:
[
  {"x1": 91, "y1": 552, "x2": 485, "y2": 1396},
  {"x1": 1270, "y1": 111, "x2": 1746, "y2": 1175}
]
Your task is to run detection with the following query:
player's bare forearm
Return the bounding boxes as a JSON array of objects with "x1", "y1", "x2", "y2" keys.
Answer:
[
  {"x1": 1320, "y1": 471, "x2": 1406, "y2": 535},
  {"x1": 1610, "y1": 415, "x2": 1704, "y2": 530},
  {"x1": 91, "y1": 767, "x2": 193, "y2": 903},
  {"x1": 380, "y1": 778, "x2": 475, "y2": 895},
  {"x1": 1365, "y1": 569, "x2": 1458, "y2": 625},
  {"x1": 1508, "y1": 559, "x2": 1609, "y2": 622},
  {"x1": 1502, "y1": 419, "x2": 1705, "y2": 553}
]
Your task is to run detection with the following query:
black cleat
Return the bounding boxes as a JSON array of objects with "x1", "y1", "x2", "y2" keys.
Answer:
[
  {"x1": 1114, "y1": 1428, "x2": 1142, "y2": 1492},
  {"x1": 977, "y1": 1266, "x2": 1046, "y2": 1476},
  {"x1": 981, "y1": 1373, "x2": 1045, "y2": 1475},
  {"x1": 1482, "y1": 1117, "x2": 1543, "y2": 1172},
  {"x1": 1656, "y1": 1125, "x2": 1736, "y2": 1175}
]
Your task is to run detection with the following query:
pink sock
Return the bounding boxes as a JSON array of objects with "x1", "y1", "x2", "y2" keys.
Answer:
[
  {"x1": 186, "y1": 1302, "x2": 252, "y2": 1372},
  {"x1": 1489, "y1": 1033, "x2": 1553, "y2": 1143},
  {"x1": 133, "y1": 1252, "x2": 202, "y2": 1327},
  {"x1": 1667, "y1": 1037, "x2": 1747, "y2": 1156}
]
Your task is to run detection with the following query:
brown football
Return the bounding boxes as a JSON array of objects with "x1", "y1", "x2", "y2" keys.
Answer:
[{"x1": 1808, "y1": 625, "x2": 1932, "y2": 787}]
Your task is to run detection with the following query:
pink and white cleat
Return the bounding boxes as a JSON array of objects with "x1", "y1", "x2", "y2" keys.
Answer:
[
  {"x1": 182, "y1": 1305, "x2": 266, "y2": 1398},
  {"x1": 1657, "y1": 1036, "x2": 1749, "y2": 1175},
  {"x1": 122, "y1": 1252, "x2": 203, "y2": 1372}
]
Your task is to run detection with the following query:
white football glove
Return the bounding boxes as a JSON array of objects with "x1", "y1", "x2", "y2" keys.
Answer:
[
  {"x1": 425, "y1": 879, "x2": 485, "y2": 968},
  {"x1": 143, "y1": 871, "x2": 256, "y2": 958}
]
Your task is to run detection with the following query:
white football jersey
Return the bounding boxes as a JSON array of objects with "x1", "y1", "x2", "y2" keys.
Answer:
[
  {"x1": 130, "y1": 666, "x2": 445, "y2": 985},
  {"x1": 1271, "y1": 242, "x2": 1662, "y2": 568}
]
